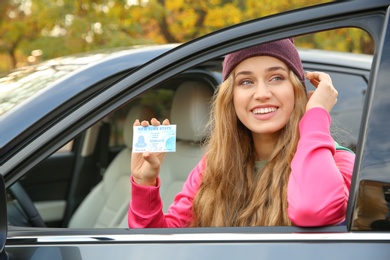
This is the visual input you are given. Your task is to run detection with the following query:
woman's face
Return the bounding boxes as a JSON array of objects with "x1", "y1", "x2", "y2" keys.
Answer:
[{"x1": 233, "y1": 56, "x2": 295, "y2": 138}]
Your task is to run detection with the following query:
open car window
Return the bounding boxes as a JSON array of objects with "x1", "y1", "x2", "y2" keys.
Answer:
[{"x1": 5, "y1": 25, "x2": 374, "y2": 231}]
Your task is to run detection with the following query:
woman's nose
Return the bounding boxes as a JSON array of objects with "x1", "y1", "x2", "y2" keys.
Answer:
[{"x1": 253, "y1": 83, "x2": 272, "y2": 100}]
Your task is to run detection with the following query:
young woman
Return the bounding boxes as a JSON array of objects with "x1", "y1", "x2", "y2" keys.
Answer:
[{"x1": 128, "y1": 38, "x2": 355, "y2": 228}]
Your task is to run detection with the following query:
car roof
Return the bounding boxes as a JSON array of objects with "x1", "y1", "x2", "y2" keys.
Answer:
[
  {"x1": 299, "y1": 48, "x2": 372, "y2": 71},
  {"x1": 0, "y1": 44, "x2": 179, "y2": 117}
]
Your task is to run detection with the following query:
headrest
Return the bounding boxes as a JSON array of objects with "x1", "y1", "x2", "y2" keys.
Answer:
[
  {"x1": 123, "y1": 105, "x2": 157, "y2": 148},
  {"x1": 170, "y1": 81, "x2": 213, "y2": 142}
]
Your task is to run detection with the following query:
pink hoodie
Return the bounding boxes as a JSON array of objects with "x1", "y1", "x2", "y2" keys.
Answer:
[{"x1": 128, "y1": 107, "x2": 355, "y2": 228}]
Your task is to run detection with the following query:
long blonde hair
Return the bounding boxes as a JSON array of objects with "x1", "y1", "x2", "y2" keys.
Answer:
[{"x1": 191, "y1": 70, "x2": 307, "y2": 227}]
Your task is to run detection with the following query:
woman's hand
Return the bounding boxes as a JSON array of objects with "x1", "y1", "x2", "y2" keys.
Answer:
[
  {"x1": 131, "y1": 118, "x2": 170, "y2": 186},
  {"x1": 305, "y1": 71, "x2": 338, "y2": 113}
]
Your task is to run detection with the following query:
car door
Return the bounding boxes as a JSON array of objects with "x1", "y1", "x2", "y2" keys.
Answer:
[
  {"x1": 3, "y1": 1, "x2": 390, "y2": 259},
  {"x1": 15, "y1": 128, "x2": 105, "y2": 227}
]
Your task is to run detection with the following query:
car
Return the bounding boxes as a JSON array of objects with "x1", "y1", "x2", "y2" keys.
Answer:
[
  {"x1": 1, "y1": 45, "x2": 369, "y2": 229},
  {"x1": 1, "y1": 0, "x2": 390, "y2": 259}
]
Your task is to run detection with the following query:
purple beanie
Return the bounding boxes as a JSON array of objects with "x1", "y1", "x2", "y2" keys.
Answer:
[{"x1": 222, "y1": 38, "x2": 305, "y2": 87}]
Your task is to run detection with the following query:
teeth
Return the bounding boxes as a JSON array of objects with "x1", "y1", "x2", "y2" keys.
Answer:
[{"x1": 253, "y1": 107, "x2": 277, "y2": 114}]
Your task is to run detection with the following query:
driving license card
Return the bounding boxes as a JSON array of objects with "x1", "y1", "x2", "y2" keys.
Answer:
[{"x1": 132, "y1": 125, "x2": 176, "y2": 153}]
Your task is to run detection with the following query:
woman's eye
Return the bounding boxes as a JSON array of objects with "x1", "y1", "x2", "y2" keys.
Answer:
[
  {"x1": 240, "y1": 79, "x2": 253, "y2": 85},
  {"x1": 270, "y1": 75, "x2": 284, "y2": 82}
]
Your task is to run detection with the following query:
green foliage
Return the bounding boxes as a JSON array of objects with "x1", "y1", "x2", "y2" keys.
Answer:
[{"x1": 0, "y1": 0, "x2": 374, "y2": 73}]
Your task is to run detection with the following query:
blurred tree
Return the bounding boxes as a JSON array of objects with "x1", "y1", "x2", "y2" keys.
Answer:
[
  {"x1": 0, "y1": 0, "x2": 36, "y2": 69},
  {"x1": 0, "y1": 0, "x2": 374, "y2": 73},
  {"x1": 25, "y1": 0, "x2": 152, "y2": 60},
  {"x1": 0, "y1": 0, "x2": 153, "y2": 71},
  {"x1": 132, "y1": 0, "x2": 332, "y2": 43},
  {"x1": 295, "y1": 28, "x2": 374, "y2": 54}
]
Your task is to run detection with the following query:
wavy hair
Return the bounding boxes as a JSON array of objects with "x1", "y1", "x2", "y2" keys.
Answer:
[{"x1": 191, "y1": 70, "x2": 307, "y2": 227}]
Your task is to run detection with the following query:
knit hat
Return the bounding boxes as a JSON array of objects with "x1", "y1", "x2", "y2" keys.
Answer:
[{"x1": 222, "y1": 38, "x2": 305, "y2": 87}]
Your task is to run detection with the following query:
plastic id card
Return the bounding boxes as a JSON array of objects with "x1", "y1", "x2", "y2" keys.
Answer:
[{"x1": 132, "y1": 125, "x2": 176, "y2": 153}]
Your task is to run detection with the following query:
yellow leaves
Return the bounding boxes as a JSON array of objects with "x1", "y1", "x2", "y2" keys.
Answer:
[
  {"x1": 204, "y1": 4, "x2": 241, "y2": 29},
  {"x1": 209, "y1": 0, "x2": 222, "y2": 6},
  {"x1": 174, "y1": 9, "x2": 197, "y2": 29},
  {"x1": 165, "y1": 0, "x2": 185, "y2": 10},
  {"x1": 295, "y1": 28, "x2": 373, "y2": 54}
]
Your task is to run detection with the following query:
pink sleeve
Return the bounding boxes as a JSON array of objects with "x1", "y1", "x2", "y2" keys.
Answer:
[
  {"x1": 128, "y1": 156, "x2": 205, "y2": 228},
  {"x1": 287, "y1": 107, "x2": 355, "y2": 227}
]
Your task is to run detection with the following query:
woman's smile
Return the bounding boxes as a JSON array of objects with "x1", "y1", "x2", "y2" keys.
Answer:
[{"x1": 252, "y1": 107, "x2": 278, "y2": 115}]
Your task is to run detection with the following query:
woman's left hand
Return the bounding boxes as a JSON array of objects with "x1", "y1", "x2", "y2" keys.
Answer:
[{"x1": 305, "y1": 71, "x2": 338, "y2": 112}]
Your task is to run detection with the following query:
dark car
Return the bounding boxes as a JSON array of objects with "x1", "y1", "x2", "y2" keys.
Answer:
[
  {"x1": 1, "y1": 46, "x2": 369, "y2": 228},
  {"x1": 1, "y1": 0, "x2": 390, "y2": 259}
]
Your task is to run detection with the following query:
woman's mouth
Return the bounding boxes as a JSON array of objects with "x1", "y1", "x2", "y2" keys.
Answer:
[{"x1": 252, "y1": 107, "x2": 277, "y2": 115}]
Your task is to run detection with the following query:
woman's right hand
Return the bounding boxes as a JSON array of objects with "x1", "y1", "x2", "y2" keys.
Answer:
[
  {"x1": 305, "y1": 71, "x2": 338, "y2": 113},
  {"x1": 131, "y1": 118, "x2": 170, "y2": 186}
]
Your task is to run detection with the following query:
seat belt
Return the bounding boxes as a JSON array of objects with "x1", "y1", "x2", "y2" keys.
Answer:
[{"x1": 97, "y1": 122, "x2": 110, "y2": 176}]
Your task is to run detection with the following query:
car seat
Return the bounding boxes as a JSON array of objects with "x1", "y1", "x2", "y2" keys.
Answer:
[
  {"x1": 159, "y1": 81, "x2": 213, "y2": 213},
  {"x1": 117, "y1": 81, "x2": 213, "y2": 226},
  {"x1": 68, "y1": 105, "x2": 156, "y2": 228}
]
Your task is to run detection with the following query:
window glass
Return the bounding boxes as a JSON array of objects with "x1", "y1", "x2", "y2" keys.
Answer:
[{"x1": 305, "y1": 70, "x2": 368, "y2": 151}]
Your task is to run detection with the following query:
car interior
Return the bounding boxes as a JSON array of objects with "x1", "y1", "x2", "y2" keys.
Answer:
[
  {"x1": 7, "y1": 71, "x2": 218, "y2": 228},
  {"x1": 69, "y1": 79, "x2": 214, "y2": 228}
]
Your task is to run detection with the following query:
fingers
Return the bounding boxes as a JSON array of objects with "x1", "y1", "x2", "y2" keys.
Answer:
[
  {"x1": 151, "y1": 118, "x2": 171, "y2": 126},
  {"x1": 305, "y1": 72, "x2": 320, "y2": 87},
  {"x1": 134, "y1": 118, "x2": 160, "y2": 126},
  {"x1": 305, "y1": 71, "x2": 332, "y2": 84},
  {"x1": 151, "y1": 118, "x2": 160, "y2": 126},
  {"x1": 309, "y1": 79, "x2": 320, "y2": 88},
  {"x1": 141, "y1": 119, "x2": 151, "y2": 126},
  {"x1": 133, "y1": 119, "x2": 151, "y2": 127},
  {"x1": 305, "y1": 71, "x2": 338, "y2": 113},
  {"x1": 133, "y1": 119, "x2": 141, "y2": 126},
  {"x1": 134, "y1": 118, "x2": 171, "y2": 126},
  {"x1": 305, "y1": 71, "x2": 335, "y2": 95}
]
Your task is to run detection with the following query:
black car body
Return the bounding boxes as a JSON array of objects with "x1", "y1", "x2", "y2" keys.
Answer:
[{"x1": 1, "y1": 0, "x2": 390, "y2": 259}]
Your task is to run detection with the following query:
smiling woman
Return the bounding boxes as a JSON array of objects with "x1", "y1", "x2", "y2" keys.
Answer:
[{"x1": 128, "y1": 38, "x2": 355, "y2": 228}]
